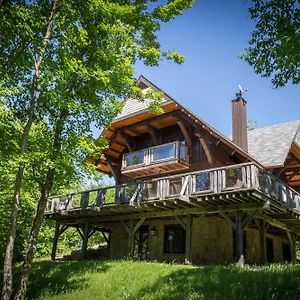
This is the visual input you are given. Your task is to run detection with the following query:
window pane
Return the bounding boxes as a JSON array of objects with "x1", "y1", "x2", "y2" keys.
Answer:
[
  {"x1": 225, "y1": 168, "x2": 243, "y2": 189},
  {"x1": 179, "y1": 144, "x2": 186, "y2": 160},
  {"x1": 152, "y1": 144, "x2": 175, "y2": 161},
  {"x1": 124, "y1": 151, "x2": 144, "y2": 167},
  {"x1": 164, "y1": 225, "x2": 186, "y2": 254},
  {"x1": 195, "y1": 172, "x2": 211, "y2": 192}
]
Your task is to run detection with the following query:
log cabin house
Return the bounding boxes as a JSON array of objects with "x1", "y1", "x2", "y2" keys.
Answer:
[{"x1": 45, "y1": 76, "x2": 300, "y2": 266}]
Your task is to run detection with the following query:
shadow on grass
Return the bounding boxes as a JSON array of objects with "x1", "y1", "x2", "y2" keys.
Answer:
[
  {"x1": 134, "y1": 264, "x2": 300, "y2": 300},
  {"x1": 23, "y1": 259, "x2": 109, "y2": 299}
]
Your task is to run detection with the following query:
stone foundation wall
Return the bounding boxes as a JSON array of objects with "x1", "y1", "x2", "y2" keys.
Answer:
[{"x1": 108, "y1": 216, "x2": 291, "y2": 264}]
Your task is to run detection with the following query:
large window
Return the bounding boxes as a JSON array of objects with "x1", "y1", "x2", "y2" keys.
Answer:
[
  {"x1": 124, "y1": 150, "x2": 145, "y2": 167},
  {"x1": 164, "y1": 225, "x2": 185, "y2": 254},
  {"x1": 152, "y1": 143, "x2": 176, "y2": 162}
]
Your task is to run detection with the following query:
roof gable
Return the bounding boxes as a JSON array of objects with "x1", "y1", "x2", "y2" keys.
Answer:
[
  {"x1": 248, "y1": 120, "x2": 300, "y2": 167},
  {"x1": 113, "y1": 76, "x2": 175, "y2": 122}
]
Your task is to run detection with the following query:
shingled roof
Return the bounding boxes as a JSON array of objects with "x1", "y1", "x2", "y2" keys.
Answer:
[
  {"x1": 113, "y1": 76, "x2": 174, "y2": 122},
  {"x1": 248, "y1": 120, "x2": 300, "y2": 167}
]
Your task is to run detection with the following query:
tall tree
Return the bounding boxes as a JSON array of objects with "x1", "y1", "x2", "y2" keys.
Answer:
[
  {"x1": 242, "y1": 0, "x2": 300, "y2": 87},
  {"x1": 0, "y1": 1, "x2": 194, "y2": 299},
  {"x1": 1, "y1": 2, "x2": 58, "y2": 299}
]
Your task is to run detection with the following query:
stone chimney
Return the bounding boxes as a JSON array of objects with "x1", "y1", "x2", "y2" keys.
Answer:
[{"x1": 232, "y1": 93, "x2": 248, "y2": 152}]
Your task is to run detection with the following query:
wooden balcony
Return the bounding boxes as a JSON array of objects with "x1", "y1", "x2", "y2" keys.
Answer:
[
  {"x1": 121, "y1": 141, "x2": 189, "y2": 178},
  {"x1": 45, "y1": 163, "x2": 300, "y2": 232}
]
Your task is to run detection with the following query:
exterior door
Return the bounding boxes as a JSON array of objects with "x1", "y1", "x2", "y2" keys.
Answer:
[{"x1": 133, "y1": 225, "x2": 149, "y2": 260}]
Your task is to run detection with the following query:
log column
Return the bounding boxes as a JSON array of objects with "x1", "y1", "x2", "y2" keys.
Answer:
[
  {"x1": 185, "y1": 214, "x2": 193, "y2": 264},
  {"x1": 127, "y1": 220, "x2": 134, "y2": 257},
  {"x1": 255, "y1": 219, "x2": 269, "y2": 264},
  {"x1": 121, "y1": 218, "x2": 146, "y2": 258},
  {"x1": 51, "y1": 222, "x2": 60, "y2": 260},
  {"x1": 82, "y1": 223, "x2": 89, "y2": 259},
  {"x1": 236, "y1": 211, "x2": 245, "y2": 267},
  {"x1": 287, "y1": 231, "x2": 297, "y2": 263}
]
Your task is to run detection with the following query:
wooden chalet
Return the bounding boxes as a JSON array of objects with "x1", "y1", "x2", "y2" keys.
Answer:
[{"x1": 45, "y1": 76, "x2": 300, "y2": 266}]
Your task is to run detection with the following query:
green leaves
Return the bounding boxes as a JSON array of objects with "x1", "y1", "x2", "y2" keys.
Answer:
[
  {"x1": 153, "y1": 0, "x2": 194, "y2": 22},
  {"x1": 242, "y1": 0, "x2": 300, "y2": 87}
]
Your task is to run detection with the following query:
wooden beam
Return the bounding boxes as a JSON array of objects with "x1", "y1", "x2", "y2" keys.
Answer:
[
  {"x1": 101, "y1": 230, "x2": 110, "y2": 244},
  {"x1": 175, "y1": 111, "x2": 217, "y2": 144},
  {"x1": 177, "y1": 121, "x2": 192, "y2": 146},
  {"x1": 219, "y1": 212, "x2": 236, "y2": 229},
  {"x1": 58, "y1": 202, "x2": 267, "y2": 225},
  {"x1": 197, "y1": 135, "x2": 213, "y2": 164},
  {"x1": 115, "y1": 110, "x2": 179, "y2": 133},
  {"x1": 145, "y1": 125, "x2": 159, "y2": 145},
  {"x1": 76, "y1": 226, "x2": 84, "y2": 239},
  {"x1": 175, "y1": 216, "x2": 186, "y2": 231},
  {"x1": 133, "y1": 217, "x2": 146, "y2": 234},
  {"x1": 185, "y1": 214, "x2": 193, "y2": 264},
  {"x1": 242, "y1": 210, "x2": 260, "y2": 230},
  {"x1": 106, "y1": 160, "x2": 119, "y2": 181},
  {"x1": 118, "y1": 130, "x2": 136, "y2": 145}
]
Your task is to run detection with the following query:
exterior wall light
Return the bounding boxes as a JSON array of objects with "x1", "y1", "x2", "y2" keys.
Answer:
[{"x1": 150, "y1": 227, "x2": 157, "y2": 236}]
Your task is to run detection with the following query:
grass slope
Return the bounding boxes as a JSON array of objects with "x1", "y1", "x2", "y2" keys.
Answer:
[{"x1": 5, "y1": 260, "x2": 300, "y2": 299}]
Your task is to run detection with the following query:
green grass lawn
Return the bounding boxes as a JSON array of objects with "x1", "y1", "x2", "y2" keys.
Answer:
[{"x1": 4, "y1": 260, "x2": 300, "y2": 299}]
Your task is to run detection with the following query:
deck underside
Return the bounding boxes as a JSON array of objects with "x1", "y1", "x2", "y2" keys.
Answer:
[{"x1": 45, "y1": 189, "x2": 300, "y2": 235}]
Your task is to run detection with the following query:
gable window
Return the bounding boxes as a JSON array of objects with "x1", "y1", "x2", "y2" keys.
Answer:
[{"x1": 164, "y1": 225, "x2": 185, "y2": 254}]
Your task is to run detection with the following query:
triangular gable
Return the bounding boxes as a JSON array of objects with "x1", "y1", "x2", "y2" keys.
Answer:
[
  {"x1": 96, "y1": 75, "x2": 262, "y2": 175},
  {"x1": 113, "y1": 75, "x2": 175, "y2": 122}
]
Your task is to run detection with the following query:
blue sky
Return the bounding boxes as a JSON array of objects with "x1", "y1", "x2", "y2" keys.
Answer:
[{"x1": 134, "y1": 0, "x2": 299, "y2": 136}]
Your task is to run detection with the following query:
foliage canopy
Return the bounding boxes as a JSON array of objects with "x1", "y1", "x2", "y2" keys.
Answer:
[{"x1": 242, "y1": 0, "x2": 300, "y2": 87}]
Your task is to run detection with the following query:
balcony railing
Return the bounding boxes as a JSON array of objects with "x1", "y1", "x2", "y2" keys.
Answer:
[
  {"x1": 121, "y1": 141, "x2": 189, "y2": 178},
  {"x1": 45, "y1": 163, "x2": 300, "y2": 214}
]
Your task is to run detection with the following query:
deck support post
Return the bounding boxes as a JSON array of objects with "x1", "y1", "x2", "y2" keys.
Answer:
[
  {"x1": 122, "y1": 218, "x2": 146, "y2": 258},
  {"x1": 287, "y1": 231, "x2": 297, "y2": 263},
  {"x1": 255, "y1": 219, "x2": 269, "y2": 264},
  {"x1": 51, "y1": 222, "x2": 60, "y2": 260},
  {"x1": 185, "y1": 214, "x2": 193, "y2": 264},
  {"x1": 127, "y1": 219, "x2": 134, "y2": 258},
  {"x1": 236, "y1": 211, "x2": 245, "y2": 267},
  {"x1": 82, "y1": 223, "x2": 89, "y2": 259}
]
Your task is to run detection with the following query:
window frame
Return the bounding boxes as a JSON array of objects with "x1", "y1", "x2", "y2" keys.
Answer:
[{"x1": 164, "y1": 224, "x2": 186, "y2": 254}]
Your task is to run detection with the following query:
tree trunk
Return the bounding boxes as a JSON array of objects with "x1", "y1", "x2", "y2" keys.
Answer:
[
  {"x1": 14, "y1": 109, "x2": 67, "y2": 300},
  {"x1": 1, "y1": 2, "x2": 57, "y2": 300},
  {"x1": 14, "y1": 169, "x2": 54, "y2": 300}
]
